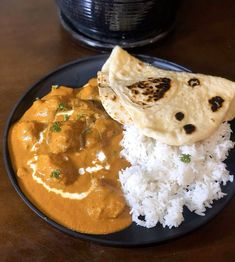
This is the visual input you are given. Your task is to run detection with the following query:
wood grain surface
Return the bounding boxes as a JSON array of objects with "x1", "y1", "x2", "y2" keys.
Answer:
[{"x1": 0, "y1": 0, "x2": 235, "y2": 261}]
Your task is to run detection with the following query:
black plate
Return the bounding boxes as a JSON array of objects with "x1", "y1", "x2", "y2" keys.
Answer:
[{"x1": 3, "y1": 55, "x2": 235, "y2": 246}]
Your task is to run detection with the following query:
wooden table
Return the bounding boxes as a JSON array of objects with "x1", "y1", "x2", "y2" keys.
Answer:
[{"x1": 1, "y1": 0, "x2": 235, "y2": 261}]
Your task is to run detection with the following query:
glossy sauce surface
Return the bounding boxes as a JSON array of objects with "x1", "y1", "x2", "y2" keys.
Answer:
[{"x1": 8, "y1": 79, "x2": 131, "y2": 234}]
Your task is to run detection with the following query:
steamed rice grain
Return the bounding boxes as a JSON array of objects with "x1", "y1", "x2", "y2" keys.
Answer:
[{"x1": 119, "y1": 122, "x2": 234, "y2": 228}]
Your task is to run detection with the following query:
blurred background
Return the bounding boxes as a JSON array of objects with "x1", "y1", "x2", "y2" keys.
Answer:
[
  {"x1": 1, "y1": 0, "x2": 234, "y2": 96},
  {"x1": 55, "y1": 0, "x2": 180, "y2": 49}
]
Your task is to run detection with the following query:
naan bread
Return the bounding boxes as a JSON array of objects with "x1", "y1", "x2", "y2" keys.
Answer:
[
  {"x1": 226, "y1": 97, "x2": 235, "y2": 121},
  {"x1": 98, "y1": 46, "x2": 235, "y2": 145},
  {"x1": 97, "y1": 72, "x2": 132, "y2": 124}
]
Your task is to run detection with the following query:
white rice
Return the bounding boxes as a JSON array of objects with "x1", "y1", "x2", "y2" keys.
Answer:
[{"x1": 119, "y1": 122, "x2": 234, "y2": 228}]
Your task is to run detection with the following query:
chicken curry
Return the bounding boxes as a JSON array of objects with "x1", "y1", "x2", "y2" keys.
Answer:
[{"x1": 8, "y1": 79, "x2": 131, "y2": 234}]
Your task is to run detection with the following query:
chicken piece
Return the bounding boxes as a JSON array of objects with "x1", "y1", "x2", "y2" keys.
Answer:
[
  {"x1": 86, "y1": 178, "x2": 126, "y2": 219},
  {"x1": 43, "y1": 86, "x2": 73, "y2": 99},
  {"x1": 77, "y1": 78, "x2": 100, "y2": 101},
  {"x1": 14, "y1": 121, "x2": 41, "y2": 149},
  {"x1": 35, "y1": 154, "x2": 76, "y2": 186},
  {"x1": 92, "y1": 117, "x2": 121, "y2": 141},
  {"x1": 47, "y1": 121, "x2": 84, "y2": 154},
  {"x1": 21, "y1": 96, "x2": 61, "y2": 123}
]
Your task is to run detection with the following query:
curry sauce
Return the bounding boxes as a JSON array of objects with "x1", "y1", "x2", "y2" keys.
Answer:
[{"x1": 8, "y1": 79, "x2": 132, "y2": 234}]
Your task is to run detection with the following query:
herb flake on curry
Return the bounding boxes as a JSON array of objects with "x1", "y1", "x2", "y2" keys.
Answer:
[{"x1": 8, "y1": 78, "x2": 131, "y2": 234}]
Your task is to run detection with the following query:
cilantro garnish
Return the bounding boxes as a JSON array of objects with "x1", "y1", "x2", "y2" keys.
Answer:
[
  {"x1": 57, "y1": 102, "x2": 66, "y2": 111},
  {"x1": 50, "y1": 169, "x2": 61, "y2": 179},
  {"x1": 51, "y1": 122, "x2": 61, "y2": 132},
  {"x1": 64, "y1": 114, "x2": 69, "y2": 121},
  {"x1": 180, "y1": 154, "x2": 191, "y2": 163}
]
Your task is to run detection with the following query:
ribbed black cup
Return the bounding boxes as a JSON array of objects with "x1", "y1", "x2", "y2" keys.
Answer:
[{"x1": 56, "y1": 0, "x2": 180, "y2": 44}]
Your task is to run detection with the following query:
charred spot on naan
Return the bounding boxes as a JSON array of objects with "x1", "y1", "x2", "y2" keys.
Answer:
[
  {"x1": 188, "y1": 78, "x2": 200, "y2": 87},
  {"x1": 127, "y1": 77, "x2": 171, "y2": 106},
  {"x1": 111, "y1": 95, "x2": 117, "y2": 101},
  {"x1": 209, "y1": 96, "x2": 224, "y2": 112},
  {"x1": 183, "y1": 124, "x2": 196, "y2": 134},
  {"x1": 175, "y1": 112, "x2": 185, "y2": 121}
]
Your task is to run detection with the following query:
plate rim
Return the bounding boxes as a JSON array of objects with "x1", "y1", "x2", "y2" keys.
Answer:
[{"x1": 3, "y1": 54, "x2": 235, "y2": 247}]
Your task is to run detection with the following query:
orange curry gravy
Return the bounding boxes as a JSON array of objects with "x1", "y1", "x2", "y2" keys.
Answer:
[{"x1": 8, "y1": 79, "x2": 131, "y2": 234}]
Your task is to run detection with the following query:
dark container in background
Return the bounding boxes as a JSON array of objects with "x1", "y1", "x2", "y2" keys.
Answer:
[{"x1": 56, "y1": 0, "x2": 180, "y2": 49}]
